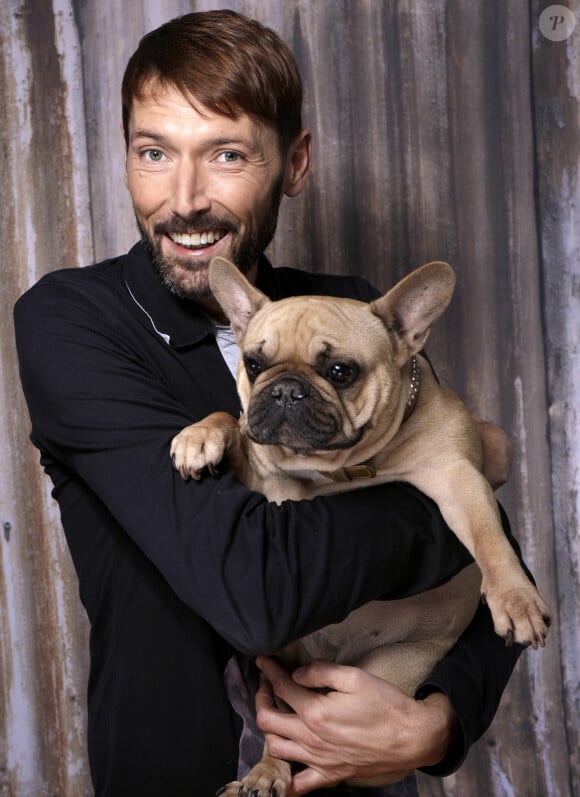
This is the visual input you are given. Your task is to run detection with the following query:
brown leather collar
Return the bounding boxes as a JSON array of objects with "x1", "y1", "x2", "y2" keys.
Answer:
[{"x1": 322, "y1": 463, "x2": 378, "y2": 483}]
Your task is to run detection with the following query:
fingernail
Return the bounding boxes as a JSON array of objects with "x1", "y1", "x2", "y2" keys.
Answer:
[{"x1": 293, "y1": 665, "x2": 306, "y2": 678}]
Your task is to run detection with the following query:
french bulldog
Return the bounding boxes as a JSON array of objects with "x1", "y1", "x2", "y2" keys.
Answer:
[{"x1": 171, "y1": 257, "x2": 551, "y2": 796}]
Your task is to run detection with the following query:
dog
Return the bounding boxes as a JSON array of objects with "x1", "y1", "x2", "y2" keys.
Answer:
[{"x1": 171, "y1": 257, "x2": 551, "y2": 796}]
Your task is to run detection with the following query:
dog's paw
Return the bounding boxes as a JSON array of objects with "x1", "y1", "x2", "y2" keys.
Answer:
[
  {"x1": 216, "y1": 758, "x2": 292, "y2": 797},
  {"x1": 482, "y1": 579, "x2": 552, "y2": 649},
  {"x1": 170, "y1": 422, "x2": 228, "y2": 481}
]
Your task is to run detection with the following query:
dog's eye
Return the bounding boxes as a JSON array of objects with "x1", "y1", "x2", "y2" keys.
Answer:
[
  {"x1": 326, "y1": 362, "x2": 358, "y2": 388},
  {"x1": 244, "y1": 357, "x2": 264, "y2": 382}
]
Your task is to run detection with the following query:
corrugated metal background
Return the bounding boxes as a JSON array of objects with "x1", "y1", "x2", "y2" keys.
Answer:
[{"x1": 1, "y1": 1, "x2": 578, "y2": 795}]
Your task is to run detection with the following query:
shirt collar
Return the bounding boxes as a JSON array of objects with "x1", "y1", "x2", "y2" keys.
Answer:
[{"x1": 122, "y1": 241, "x2": 278, "y2": 349}]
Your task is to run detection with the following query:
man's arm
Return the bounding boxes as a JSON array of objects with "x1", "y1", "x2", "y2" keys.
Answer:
[
  {"x1": 251, "y1": 511, "x2": 526, "y2": 789},
  {"x1": 253, "y1": 604, "x2": 524, "y2": 792},
  {"x1": 13, "y1": 273, "x2": 471, "y2": 656}
]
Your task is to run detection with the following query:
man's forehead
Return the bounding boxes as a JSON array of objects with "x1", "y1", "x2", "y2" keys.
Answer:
[{"x1": 129, "y1": 78, "x2": 271, "y2": 140}]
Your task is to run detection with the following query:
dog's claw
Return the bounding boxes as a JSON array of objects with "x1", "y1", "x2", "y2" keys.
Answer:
[{"x1": 505, "y1": 628, "x2": 514, "y2": 647}]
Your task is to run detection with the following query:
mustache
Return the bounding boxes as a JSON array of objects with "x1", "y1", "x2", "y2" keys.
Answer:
[{"x1": 153, "y1": 214, "x2": 238, "y2": 236}]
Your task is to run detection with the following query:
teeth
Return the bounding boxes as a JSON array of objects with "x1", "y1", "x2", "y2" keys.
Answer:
[{"x1": 171, "y1": 230, "x2": 224, "y2": 248}]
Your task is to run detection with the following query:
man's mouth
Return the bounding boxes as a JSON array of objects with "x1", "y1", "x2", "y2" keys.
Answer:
[{"x1": 168, "y1": 230, "x2": 227, "y2": 250}]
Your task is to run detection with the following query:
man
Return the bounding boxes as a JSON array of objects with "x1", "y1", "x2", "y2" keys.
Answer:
[{"x1": 14, "y1": 10, "x2": 526, "y2": 797}]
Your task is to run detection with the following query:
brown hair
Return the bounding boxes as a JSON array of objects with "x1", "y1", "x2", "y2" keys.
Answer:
[{"x1": 122, "y1": 9, "x2": 303, "y2": 154}]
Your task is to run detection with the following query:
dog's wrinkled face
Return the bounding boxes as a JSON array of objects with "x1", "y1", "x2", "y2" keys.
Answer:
[
  {"x1": 236, "y1": 297, "x2": 403, "y2": 459},
  {"x1": 208, "y1": 255, "x2": 455, "y2": 471}
]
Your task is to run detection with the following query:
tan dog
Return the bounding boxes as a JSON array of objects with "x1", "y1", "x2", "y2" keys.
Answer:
[{"x1": 171, "y1": 257, "x2": 551, "y2": 796}]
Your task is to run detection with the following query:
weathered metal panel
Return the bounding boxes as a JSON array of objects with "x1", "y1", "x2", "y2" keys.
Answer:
[
  {"x1": 1, "y1": 1, "x2": 577, "y2": 795},
  {"x1": 0, "y1": 1, "x2": 94, "y2": 795},
  {"x1": 532, "y1": 1, "x2": 580, "y2": 794}
]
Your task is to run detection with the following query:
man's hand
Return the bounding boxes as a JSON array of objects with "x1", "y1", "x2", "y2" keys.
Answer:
[{"x1": 255, "y1": 656, "x2": 457, "y2": 796}]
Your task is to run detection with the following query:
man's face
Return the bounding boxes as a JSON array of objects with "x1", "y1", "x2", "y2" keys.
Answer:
[{"x1": 125, "y1": 84, "x2": 297, "y2": 300}]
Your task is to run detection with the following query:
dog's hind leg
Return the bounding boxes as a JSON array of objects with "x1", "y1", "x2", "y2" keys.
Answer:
[{"x1": 217, "y1": 743, "x2": 292, "y2": 797}]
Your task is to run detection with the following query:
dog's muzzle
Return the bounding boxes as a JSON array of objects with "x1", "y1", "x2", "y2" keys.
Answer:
[{"x1": 247, "y1": 375, "x2": 343, "y2": 453}]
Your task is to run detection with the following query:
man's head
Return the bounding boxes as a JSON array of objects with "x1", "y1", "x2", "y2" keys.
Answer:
[
  {"x1": 122, "y1": 10, "x2": 310, "y2": 304},
  {"x1": 122, "y1": 9, "x2": 304, "y2": 158}
]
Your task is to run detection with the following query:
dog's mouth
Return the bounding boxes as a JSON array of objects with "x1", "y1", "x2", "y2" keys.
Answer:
[
  {"x1": 250, "y1": 421, "x2": 316, "y2": 455},
  {"x1": 248, "y1": 422, "x2": 364, "y2": 455},
  {"x1": 246, "y1": 380, "x2": 362, "y2": 454}
]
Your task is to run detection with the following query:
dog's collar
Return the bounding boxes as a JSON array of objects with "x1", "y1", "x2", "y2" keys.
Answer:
[
  {"x1": 402, "y1": 355, "x2": 420, "y2": 423},
  {"x1": 320, "y1": 357, "x2": 420, "y2": 484},
  {"x1": 322, "y1": 463, "x2": 378, "y2": 483}
]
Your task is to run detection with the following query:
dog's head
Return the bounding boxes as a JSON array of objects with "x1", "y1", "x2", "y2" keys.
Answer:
[{"x1": 208, "y1": 257, "x2": 455, "y2": 470}]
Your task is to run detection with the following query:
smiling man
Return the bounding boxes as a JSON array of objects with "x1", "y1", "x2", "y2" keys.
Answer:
[
  {"x1": 124, "y1": 82, "x2": 310, "y2": 312},
  {"x1": 14, "y1": 10, "x2": 527, "y2": 797}
]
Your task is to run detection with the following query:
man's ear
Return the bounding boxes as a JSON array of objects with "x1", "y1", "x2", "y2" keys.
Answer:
[
  {"x1": 283, "y1": 129, "x2": 311, "y2": 197},
  {"x1": 122, "y1": 122, "x2": 128, "y2": 186}
]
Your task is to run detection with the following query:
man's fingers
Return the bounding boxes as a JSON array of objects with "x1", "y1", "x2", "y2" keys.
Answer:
[
  {"x1": 288, "y1": 767, "x2": 326, "y2": 796},
  {"x1": 256, "y1": 655, "x2": 289, "y2": 683},
  {"x1": 257, "y1": 655, "x2": 359, "y2": 698},
  {"x1": 291, "y1": 659, "x2": 362, "y2": 693},
  {"x1": 256, "y1": 655, "x2": 311, "y2": 712},
  {"x1": 255, "y1": 680, "x2": 321, "y2": 767},
  {"x1": 255, "y1": 672, "x2": 275, "y2": 710}
]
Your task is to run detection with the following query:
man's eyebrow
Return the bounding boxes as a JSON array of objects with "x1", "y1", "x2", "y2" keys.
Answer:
[
  {"x1": 211, "y1": 137, "x2": 253, "y2": 148},
  {"x1": 130, "y1": 129, "x2": 166, "y2": 143}
]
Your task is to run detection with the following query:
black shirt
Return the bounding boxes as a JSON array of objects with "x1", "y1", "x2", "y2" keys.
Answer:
[{"x1": 14, "y1": 242, "x2": 523, "y2": 796}]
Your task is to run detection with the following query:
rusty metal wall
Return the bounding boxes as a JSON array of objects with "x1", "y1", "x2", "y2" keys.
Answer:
[{"x1": 1, "y1": 1, "x2": 578, "y2": 795}]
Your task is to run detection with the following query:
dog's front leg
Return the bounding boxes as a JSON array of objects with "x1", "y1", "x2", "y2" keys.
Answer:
[
  {"x1": 415, "y1": 463, "x2": 551, "y2": 648},
  {"x1": 170, "y1": 411, "x2": 240, "y2": 480}
]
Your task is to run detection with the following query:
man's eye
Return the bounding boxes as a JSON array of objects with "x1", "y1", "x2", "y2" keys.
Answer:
[
  {"x1": 218, "y1": 151, "x2": 242, "y2": 163},
  {"x1": 244, "y1": 358, "x2": 263, "y2": 382},
  {"x1": 142, "y1": 149, "x2": 165, "y2": 162},
  {"x1": 326, "y1": 362, "x2": 358, "y2": 388}
]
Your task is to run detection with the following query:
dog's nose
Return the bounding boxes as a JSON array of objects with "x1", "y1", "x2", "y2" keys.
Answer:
[{"x1": 271, "y1": 377, "x2": 308, "y2": 404}]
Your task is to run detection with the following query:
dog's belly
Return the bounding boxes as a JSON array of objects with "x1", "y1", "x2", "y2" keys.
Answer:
[{"x1": 279, "y1": 563, "x2": 481, "y2": 696}]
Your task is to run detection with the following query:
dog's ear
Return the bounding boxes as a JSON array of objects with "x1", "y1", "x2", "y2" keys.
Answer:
[
  {"x1": 370, "y1": 262, "x2": 456, "y2": 358},
  {"x1": 209, "y1": 257, "x2": 270, "y2": 340}
]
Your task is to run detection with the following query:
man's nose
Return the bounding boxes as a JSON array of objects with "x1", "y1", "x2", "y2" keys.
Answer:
[{"x1": 169, "y1": 160, "x2": 211, "y2": 217}]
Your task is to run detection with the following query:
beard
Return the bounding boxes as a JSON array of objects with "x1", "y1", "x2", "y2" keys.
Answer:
[{"x1": 137, "y1": 174, "x2": 284, "y2": 301}]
